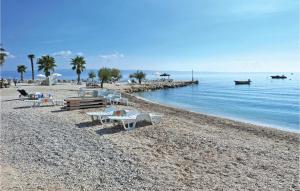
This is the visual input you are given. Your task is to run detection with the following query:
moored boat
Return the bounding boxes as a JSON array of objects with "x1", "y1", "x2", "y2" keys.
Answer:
[
  {"x1": 271, "y1": 75, "x2": 287, "y2": 79},
  {"x1": 234, "y1": 79, "x2": 251, "y2": 85}
]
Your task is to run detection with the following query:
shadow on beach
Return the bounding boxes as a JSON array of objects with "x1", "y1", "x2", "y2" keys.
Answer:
[
  {"x1": 75, "y1": 121, "x2": 124, "y2": 135},
  {"x1": 95, "y1": 126, "x2": 123, "y2": 135},
  {"x1": 13, "y1": 105, "x2": 55, "y2": 109},
  {"x1": 13, "y1": 106, "x2": 32, "y2": 109},
  {"x1": 75, "y1": 121, "x2": 100, "y2": 128},
  {"x1": 96, "y1": 121, "x2": 152, "y2": 135},
  {"x1": 76, "y1": 120, "x2": 152, "y2": 135},
  {"x1": 1, "y1": 99, "x2": 21, "y2": 102},
  {"x1": 51, "y1": 109, "x2": 69, "y2": 113}
]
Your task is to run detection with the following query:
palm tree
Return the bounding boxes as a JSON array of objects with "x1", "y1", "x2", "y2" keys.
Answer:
[
  {"x1": 98, "y1": 68, "x2": 112, "y2": 88},
  {"x1": 17, "y1": 65, "x2": 27, "y2": 81},
  {"x1": 70, "y1": 56, "x2": 86, "y2": 84},
  {"x1": 0, "y1": 46, "x2": 7, "y2": 66},
  {"x1": 88, "y1": 71, "x2": 96, "y2": 81},
  {"x1": 111, "y1": 68, "x2": 122, "y2": 82},
  {"x1": 28, "y1": 54, "x2": 35, "y2": 80},
  {"x1": 129, "y1": 70, "x2": 146, "y2": 84},
  {"x1": 37, "y1": 55, "x2": 56, "y2": 77}
]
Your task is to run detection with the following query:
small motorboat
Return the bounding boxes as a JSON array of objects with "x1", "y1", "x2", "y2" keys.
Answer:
[
  {"x1": 271, "y1": 75, "x2": 287, "y2": 79},
  {"x1": 234, "y1": 79, "x2": 251, "y2": 85}
]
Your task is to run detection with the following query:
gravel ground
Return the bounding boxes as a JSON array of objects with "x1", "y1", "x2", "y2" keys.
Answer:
[{"x1": 0, "y1": 83, "x2": 299, "y2": 190}]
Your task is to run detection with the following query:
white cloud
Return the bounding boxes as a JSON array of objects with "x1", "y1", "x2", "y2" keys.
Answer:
[
  {"x1": 85, "y1": 52, "x2": 125, "y2": 68},
  {"x1": 5, "y1": 51, "x2": 16, "y2": 59},
  {"x1": 52, "y1": 50, "x2": 72, "y2": 57},
  {"x1": 99, "y1": 52, "x2": 124, "y2": 60}
]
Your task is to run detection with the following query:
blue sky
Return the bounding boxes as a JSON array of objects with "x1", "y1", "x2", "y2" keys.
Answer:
[{"x1": 1, "y1": 0, "x2": 299, "y2": 72}]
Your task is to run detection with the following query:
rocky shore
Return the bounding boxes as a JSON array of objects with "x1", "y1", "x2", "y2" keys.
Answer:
[{"x1": 124, "y1": 80, "x2": 198, "y2": 93}]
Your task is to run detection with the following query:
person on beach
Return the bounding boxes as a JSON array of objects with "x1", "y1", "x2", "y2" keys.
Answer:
[
  {"x1": 0, "y1": 78, "x2": 3, "y2": 88},
  {"x1": 13, "y1": 78, "x2": 17, "y2": 86}
]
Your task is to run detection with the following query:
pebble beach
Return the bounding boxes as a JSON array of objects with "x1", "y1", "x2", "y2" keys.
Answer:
[{"x1": 0, "y1": 83, "x2": 299, "y2": 190}]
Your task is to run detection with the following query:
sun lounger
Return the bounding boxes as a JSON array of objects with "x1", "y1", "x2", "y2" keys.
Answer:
[
  {"x1": 111, "y1": 97, "x2": 129, "y2": 106},
  {"x1": 17, "y1": 89, "x2": 36, "y2": 100},
  {"x1": 97, "y1": 89, "x2": 109, "y2": 97},
  {"x1": 108, "y1": 112, "x2": 162, "y2": 130},
  {"x1": 102, "y1": 92, "x2": 118, "y2": 104},
  {"x1": 86, "y1": 106, "x2": 117, "y2": 124},
  {"x1": 25, "y1": 98, "x2": 55, "y2": 107},
  {"x1": 24, "y1": 100, "x2": 43, "y2": 107},
  {"x1": 104, "y1": 92, "x2": 128, "y2": 105},
  {"x1": 53, "y1": 99, "x2": 65, "y2": 106},
  {"x1": 17, "y1": 90, "x2": 48, "y2": 100},
  {"x1": 17, "y1": 89, "x2": 29, "y2": 97},
  {"x1": 78, "y1": 88, "x2": 94, "y2": 97},
  {"x1": 109, "y1": 93, "x2": 120, "y2": 104}
]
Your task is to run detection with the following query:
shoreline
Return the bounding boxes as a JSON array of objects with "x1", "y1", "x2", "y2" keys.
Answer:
[
  {"x1": 2, "y1": 82, "x2": 299, "y2": 135},
  {"x1": 120, "y1": 92, "x2": 299, "y2": 142},
  {"x1": 3, "y1": 82, "x2": 299, "y2": 135},
  {"x1": 132, "y1": 94, "x2": 300, "y2": 134}
]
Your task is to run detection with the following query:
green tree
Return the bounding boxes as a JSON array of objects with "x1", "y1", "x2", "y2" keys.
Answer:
[
  {"x1": 17, "y1": 65, "x2": 27, "y2": 81},
  {"x1": 111, "y1": 68, "x2": 122, "y2": 82},
  {"x1": 28, "y1": 54, "x2": 35, "y2": 80},
  {"x1": 129, "y1": 70, "x2": 146, "y2": 84},
  {"x1": 37, "y1": 55, "x2": 56, "y2": 77},
  {"x1": 88, "y1": 71, "x2": 96, "y2": 81},
  {"x1": 71, "y1": 56, "x2": 86, "y2": 84},
  {"x1": 0, "y1": 47, "x2": 7, "y2": 66},
  {"x1": 98, "y1": 68, "x2": 112, "y2": 88}
]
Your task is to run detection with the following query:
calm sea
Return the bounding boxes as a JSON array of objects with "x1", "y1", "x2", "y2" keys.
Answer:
[
  {"x1": 135, "y1": 72, "x2": 300, "y2": 132},
  {"x1": 1, "y1": 69, "x2": 299, "y2": 132}
]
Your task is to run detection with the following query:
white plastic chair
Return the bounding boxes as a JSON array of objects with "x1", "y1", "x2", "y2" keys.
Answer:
[
  {"x1": 25, "y1": 98, "x2": 55, "y2": 107},
  {"x1": 78, "y1": 88, "x2": 85, "y2": 97},
  {"x1": 86, "y1": 106, "x2": 116, "y2": 124},
  {"x1": 108, "y1": 112, "x2": 162, "y2": 130},
  {"x1": 112, "y1": 97, "x2": 128, "y2": 106}
]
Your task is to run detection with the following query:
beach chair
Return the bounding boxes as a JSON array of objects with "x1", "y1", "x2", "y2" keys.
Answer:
[
  {"x1": 108, "y1": 112, "x2": 162, "y2": 130},
  {"x1": 110, "y1": 93, "x2": 121, "y2": 104},
  {"x1": 78, "y1": 88, "x2": 85, "y2": 97},
  {"x1": 103, "y1": 93, "x2": 113, "y2": 104},
  {"x1": 106, "y1": 92, "x2": 128, "y2": 106},
  {"x1": 78, "y1": 88, "x2": 94, "y2": 97},
  {"x1": 97, "y1": 89, "x2": 109, "y2": 97},
  {"x1": 102, "y1": 91, "x2": 117, "y2": 104},
  {"x1": 17, "y1": 89, "x2": 37, "y2": 100},
  {"x1": 17, "y1": 89, "x2": 29, "y2": 98},
  {"x1": 86, "y1": 106, "x2": 117, "y2": 124},
  {"x1": 25, "y1": 97, "x2": 55, "y2": 107},
  {"x1": 24, "y1": 99, "x2": 42, "y2": 107},
  {"x1": 112, "y1": 97, "x2": 129, "y2": 106}
]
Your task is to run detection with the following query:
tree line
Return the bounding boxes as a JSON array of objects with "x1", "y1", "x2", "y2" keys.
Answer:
[{"x1": 9, "y1": 54, "x2": 146, "y2": 87}]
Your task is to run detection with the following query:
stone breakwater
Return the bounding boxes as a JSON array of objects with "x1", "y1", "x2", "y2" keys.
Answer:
[{"x1": 124, "y1": 80, "x2": 199, "y2": 93}]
